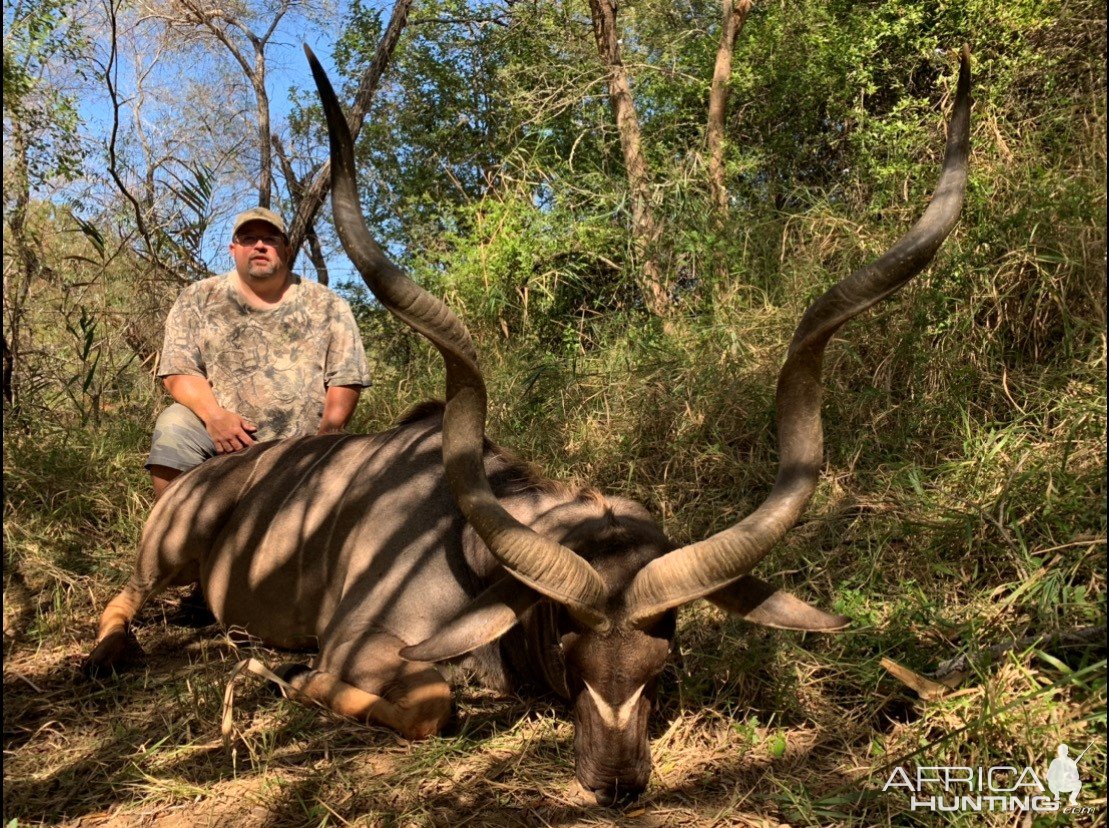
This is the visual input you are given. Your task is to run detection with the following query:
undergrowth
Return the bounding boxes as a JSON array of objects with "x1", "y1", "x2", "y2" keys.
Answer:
[{"x1": 5, "y1": 244, "x2": 1104, "y2": 824}]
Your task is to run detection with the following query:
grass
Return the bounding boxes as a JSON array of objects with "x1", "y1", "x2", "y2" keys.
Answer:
[{"x1": 4, "y1": 269, "x2": 1104, "y2": 825}]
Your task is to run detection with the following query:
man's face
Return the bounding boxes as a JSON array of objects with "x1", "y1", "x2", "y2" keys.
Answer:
[{"x1": 230, "y1": 220, "x2": 290, "y2": 282}]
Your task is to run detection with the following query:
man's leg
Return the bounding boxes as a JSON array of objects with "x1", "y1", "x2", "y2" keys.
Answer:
[
  {"x1": 145, "y1": 403, "x2": 217, "y2": 499},
  {"x1": 144, "y1": 403, "x2": 221, "y2": 619},
  {"x1": 150, "y1": 465, "x2": 182, "y2": 500}
]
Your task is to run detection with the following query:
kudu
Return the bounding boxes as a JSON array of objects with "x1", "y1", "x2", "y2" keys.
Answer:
[{"x1": 84, "y1": 46, "x2": 971, "y2": 804}]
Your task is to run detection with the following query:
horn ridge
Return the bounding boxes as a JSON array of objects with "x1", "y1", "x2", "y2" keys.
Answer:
[{"x1": 626, "y1": 47, "x2": 973, "y2": 624}]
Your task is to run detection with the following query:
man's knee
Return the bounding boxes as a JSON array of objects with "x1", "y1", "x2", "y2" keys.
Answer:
[{"x1": 145, "y1": 403, "x2": 216, "y2": 480}]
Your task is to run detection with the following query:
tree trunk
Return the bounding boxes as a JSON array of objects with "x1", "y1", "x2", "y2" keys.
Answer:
[
  {"x1": 586, "y1": 0, "x2": 669, "y2": 316},
  {"x1": 2, "y1": 334, "x2": 12, "y2": 406},
  {"x1": 4, "y1": 118, "x2": 43, "y2": 409},
  {"x1": 274, "y1": 134, "x2": 330, "y2": 285},
  {"x1": 706, "y1": 0, "x2": 751, "y2": 282},
  {"x1": 706, "y1": 0, "x2": 750, "y2": 216},
  {"x1": 251, "y1": 54, "x2": 273, "y2": 207},
  {"x1": 285, "y1": 0, "x2": 414, "y2": 266}
]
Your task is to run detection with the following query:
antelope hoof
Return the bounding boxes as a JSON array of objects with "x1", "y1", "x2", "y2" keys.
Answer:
[
  {"x1": 82, "y1": 630, "x2": 143, "y2": 678},
  {"x1": 172, "y1": 584, "x2": 217, "y2": 628},
  {"x1": 397, "y1": 699, "x2": 453, "y2": 741}
]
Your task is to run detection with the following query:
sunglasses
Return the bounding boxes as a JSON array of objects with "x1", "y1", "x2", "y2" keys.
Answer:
[{"x1": 235, "y1": 233, "x2": 285, "y2": 247}]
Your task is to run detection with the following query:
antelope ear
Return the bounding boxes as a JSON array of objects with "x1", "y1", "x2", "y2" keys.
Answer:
[
  {"x1": 400, "y1": 576, "x2": 542, "y2": 663},
  {"x1": 706, "y1": 575, "x2": 848, "y2": 632}
]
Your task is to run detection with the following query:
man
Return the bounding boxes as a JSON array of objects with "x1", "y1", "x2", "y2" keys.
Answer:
[{"x1": 147, "y1": 206, "x2": 371, "y2": 498}]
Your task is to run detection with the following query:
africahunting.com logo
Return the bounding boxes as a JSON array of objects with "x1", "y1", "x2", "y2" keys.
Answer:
[{"x1": 883, "y1": 743, "x2": 1099, "y2": 815}]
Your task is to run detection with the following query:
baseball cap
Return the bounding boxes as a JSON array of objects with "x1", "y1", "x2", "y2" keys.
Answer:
[{"x1": 232, "y1": 206, "x2": 287, "y2": 238}]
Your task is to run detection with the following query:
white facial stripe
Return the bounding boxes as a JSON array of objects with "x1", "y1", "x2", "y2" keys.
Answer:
[{"x1": 583, "y1": 681, "x2": 646, "y2": 729}]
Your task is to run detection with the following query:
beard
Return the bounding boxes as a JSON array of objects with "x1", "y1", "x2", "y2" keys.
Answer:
[{"x1": 246, "y1": 257, "x2": 280, "y2": 279}]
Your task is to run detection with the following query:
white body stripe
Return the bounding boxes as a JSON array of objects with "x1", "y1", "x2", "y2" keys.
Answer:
[{"x1": 583, "y1": 681, "x2": 646, "y2": 729}]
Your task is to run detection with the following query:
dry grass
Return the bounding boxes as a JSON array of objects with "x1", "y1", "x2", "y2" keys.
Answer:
[
  {"x1": 5, "y1": 376, "x2": 1105, "y2": 825},
  {"x1": 3, "y1": 574, "x2": 1103, "y2": 826},
  {"x1": 7, "y1": 303, "x2": 1105, "y2": 826}
]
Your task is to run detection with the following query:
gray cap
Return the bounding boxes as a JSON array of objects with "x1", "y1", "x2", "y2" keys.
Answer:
[{"x1": 232, "y1": 206, "x2": 287, "y2": 238}]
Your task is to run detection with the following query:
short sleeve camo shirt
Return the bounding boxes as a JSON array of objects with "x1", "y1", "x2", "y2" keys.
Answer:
[{"x1": 157, "y1": 272, "x2": 371, "y2": 442}]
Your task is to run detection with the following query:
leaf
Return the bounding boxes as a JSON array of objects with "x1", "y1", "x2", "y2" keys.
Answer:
[
  {"x1": 73, "y1": 215, "x2": 105, "y2": 258},
  {"x1": 769, "y1": 732, "x2": 787, "y2": 758},
  {"x1": 78, "y1": 307, "x2": 96, "y2": 360},
  {"x1": 81, "y1": 352, "x2": 100, "y2": 393}
]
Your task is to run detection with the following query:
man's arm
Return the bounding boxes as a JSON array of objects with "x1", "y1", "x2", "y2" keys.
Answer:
[
  {"x1": 163, "y1": 374, "x2": 258, "y2": 453},
  {"x1": 317, "y1": 384, "x2": 361, "y2": 434}
]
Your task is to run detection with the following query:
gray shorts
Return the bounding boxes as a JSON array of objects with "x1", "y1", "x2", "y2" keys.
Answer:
[{"x1": 145, "y1": 403, "x2": 218, "y2": 472}]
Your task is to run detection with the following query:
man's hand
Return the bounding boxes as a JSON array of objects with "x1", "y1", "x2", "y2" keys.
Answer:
[
  {"x1": 205, "y1": 408, "x2": 258, "y2": 453},
  {"x1": 163, "y1": 374, "x2": 257, "y2": 454}
]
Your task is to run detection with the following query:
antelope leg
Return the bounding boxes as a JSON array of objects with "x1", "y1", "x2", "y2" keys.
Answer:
[
  {"x1": 294, "y1": 631, "x2": 452, "y2": 739},
  {"x1": 83, "y1": 559, "x2": 199, "y2": 677},
  {"x1": 83, "y1": 581, "x2": 155, "y2": 676}
]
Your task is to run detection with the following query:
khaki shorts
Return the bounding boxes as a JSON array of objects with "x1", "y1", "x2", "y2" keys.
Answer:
[{"x1": 145, "y1": 403, "x2": 218, "y2": 472}]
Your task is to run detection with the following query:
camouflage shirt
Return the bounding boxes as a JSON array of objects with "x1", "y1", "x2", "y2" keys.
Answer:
[{"x1": 157, "y1": 272, "x2": 371, "y2": 441}]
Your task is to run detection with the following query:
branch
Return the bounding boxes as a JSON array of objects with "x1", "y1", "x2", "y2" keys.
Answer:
[
  {"x1": 285, "y1": 0, "x2": 415, "y2": 264},
  {"x1": 273, "y1": 133, "x2": 330, "y2": 285},
  {"x1": 102, "y1": 0, "x2": 201, "y2": 284},
  {"x1": 104, "y1": 0, "x2": 156, "y2": 256},
  {"x1": 932, "y1": 626, "x2": 1107, "y2": 684},
  {"x1": 259, "y1": 0, "x2": 292, "y2": 44},
  {"x1": 586, "y1": 0, "x2": 669, "y2": 315}
]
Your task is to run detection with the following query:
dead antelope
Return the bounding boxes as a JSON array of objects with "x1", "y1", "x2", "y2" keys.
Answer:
[{"x1": 84, "y1": 45, "x2": 971, "y2": 805}]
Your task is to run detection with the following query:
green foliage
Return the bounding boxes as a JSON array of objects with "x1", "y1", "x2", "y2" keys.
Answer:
[
  {"x1": 312, "y1": 0, "x2": 1102, "y2": 334},
  {"x1": 2, "y1": 0, "x2": 87, "y2": 185},
  {"x1": 332, "y1": 6, "x2": 1105, "y2": 819},
  {"x1": 2, "y1": 203, "x2": 174, "y2": 428}
]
